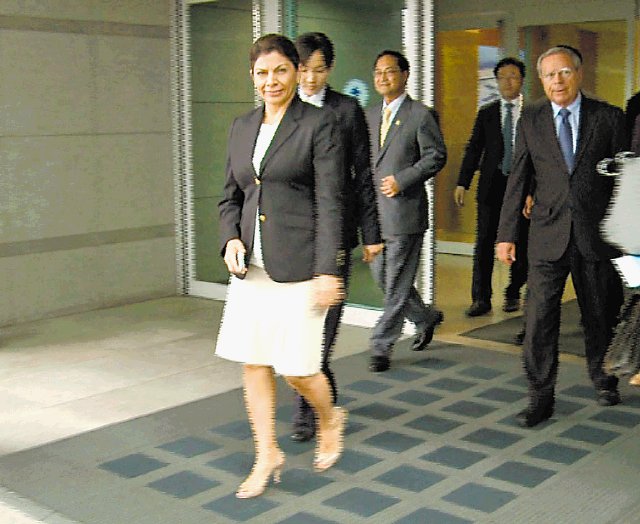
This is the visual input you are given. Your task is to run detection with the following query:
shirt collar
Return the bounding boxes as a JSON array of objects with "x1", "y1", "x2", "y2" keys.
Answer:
[
  {"x1": 298, "y1": 85, "x2": 327, "y2": 108},
  {"x1": 382, "y1": 92, "x2": 407, "y2": 114},
  {"x1": 551, "y1": 91, "x2": 582, "y2": 118}
]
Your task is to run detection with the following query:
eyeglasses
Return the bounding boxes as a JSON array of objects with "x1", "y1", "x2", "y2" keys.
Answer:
[
  {"x1": 497, "y1": 74, "x2": 521, "y2": 82},
  {"x1": 541, "y1": 67, "x2": 574, "y2": 81},
  {"x1": 374, "y1": 68, "x2": 401, "y2": 78}
]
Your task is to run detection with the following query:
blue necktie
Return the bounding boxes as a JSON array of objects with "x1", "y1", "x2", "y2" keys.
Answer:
[
  {"x1": 558, "y1": 108, "x2": 574, "y2": 172},
  {"x1": 502, "y1": 102, "x2": 514, "y2": 175}
]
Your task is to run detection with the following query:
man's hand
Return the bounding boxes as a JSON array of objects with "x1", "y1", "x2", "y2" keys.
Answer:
[
  {"x1": 362, "y1": 243, "x2": 384, "y2": 263},
  {"x1": 522, "y1": 194, "x2": 534, "y2": 219},
  {"x1": 313, "y1": 274, "x2": 345, "y2": 308},
  {"x1": 496, "y1": 242, "x2": 516, "y2": 266},
  {"x1": 381, "y1": 175, "x2": 399, "y2": 198},
  {"x1": 454, "y1": 186, "x2": 466, "y2": 207}
]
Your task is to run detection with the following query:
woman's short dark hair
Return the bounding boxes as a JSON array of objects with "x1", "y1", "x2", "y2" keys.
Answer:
[
  {"x1": 295, "y1": 32, "x2": 335, "y2": 68},
  {"x1": 374, "y1": 50, "x2": 409, "y2": 73},
  {"x1": 250, "y1": 33, "x2": 299, "y2": 70}
]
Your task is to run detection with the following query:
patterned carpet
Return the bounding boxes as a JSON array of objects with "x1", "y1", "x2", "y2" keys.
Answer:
[{"x1": 1, "y1": 341, "x2": 639, "y2": 523}]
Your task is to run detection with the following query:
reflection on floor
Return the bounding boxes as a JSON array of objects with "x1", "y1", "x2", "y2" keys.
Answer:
[{"x1": 2, "y1": 253, "x2": 624, "y2": 524}]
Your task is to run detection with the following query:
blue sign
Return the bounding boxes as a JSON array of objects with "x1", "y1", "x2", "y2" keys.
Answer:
[{"x1": 343, "y1": 79, "x2": 369, "y2": 107}]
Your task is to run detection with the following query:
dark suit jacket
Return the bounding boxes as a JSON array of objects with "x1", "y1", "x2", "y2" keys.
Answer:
[
  {"x1": 457, "y1": 100, "x2": 508, "y2": 203},
  {"x1": 632, "y1": 113, "x2": 640, "y2": 154},
  {"x1": 323, "y1": 87, "x2": 381, "y2": 249},
  {"x1": 365, "y1": 95, "x2": 447, "y2": 237},
  {"x1": 497, "y1": 94, "x2": 626, "y2": 263},
  {"x1": 625, "y1": 90, "x2": 640, "y2": 137},
  {"x1": 218, "y1": 95, "x2": 346, "y2": 282}
]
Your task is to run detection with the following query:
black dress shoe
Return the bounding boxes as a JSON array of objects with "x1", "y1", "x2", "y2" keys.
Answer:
[
  {"x1": 465, "y1": 301, "x2": 491, "y2": 317},
  {"x1": 503, "y1": 297, "x2": 520, "y2": 312},
  {"x1": 290, "y1": 426, "x2": 315, "y2": 442},
  {"x1": 514, "y1": 328, "x2": 525, "y2": 346},
  {"x1": 369, "y1": 355, "x2": 390, "y2": 373},
  {"x1": 596, "y1": 389, "x2": 621, "y2": 407},
  {"x1": 516, "y1": 400, "x2": 554, "y2": 428},
  {"x1": 412, "y1": 311, "x2": 444, "y2": 351}
]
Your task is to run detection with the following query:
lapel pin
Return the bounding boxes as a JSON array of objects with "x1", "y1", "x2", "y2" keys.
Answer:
[{"x1": 395, "y1": 120, "x2": 401, "y2": 126}]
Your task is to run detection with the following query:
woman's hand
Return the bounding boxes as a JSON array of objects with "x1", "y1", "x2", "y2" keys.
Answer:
[
  {"x1": 313, "y1": 274, "x2": 344, "y2": 308},
  {"x1": 224, "y1": 238, "x2": 247, "y2": 276}
]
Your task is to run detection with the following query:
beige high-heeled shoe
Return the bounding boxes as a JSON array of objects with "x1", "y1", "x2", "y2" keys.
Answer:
[
  {"x1": 314, "y1": 407, "x2": 348, "y2": 472},
  {"x1": 629, "y1": 373, "x2": 640, "y2": 387},
  {"x1": 236, "y1": 452, "x2": 285, "y2": 499}
]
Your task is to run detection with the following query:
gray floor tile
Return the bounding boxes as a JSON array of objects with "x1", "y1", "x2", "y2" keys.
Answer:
[
  {"x1": 441, "y1": 400, "x2": 497, "y2": 418},
  {"x1": 458, "y1": 365, "x2": 504, "y2": 380},
  {"x1": 350, "y1": 402, "x2": 408, "y2": 420},
  {"x1": 560, "y1": 384, "x2": 595, "y2": 400},
  {"x1": 524, "y1": 442, "x2": 590, "y2": 465},
  {"x1": 559, "y1": 424, "x2": 621, "y2": 445},
  {"x1": 425, "y1": 377, "x2": 477, "y2": 392},
  {"x1": 323, "y1": 487, "x2": 400, "y2": 518},
  {"x1": 421, "y1": 445, "x2": 488, "y2": 469},
  {"x1": 338, "y1": 394, "x2": 357, "y2": 405},
  {"x1": 202, "y1": 493, "x2": 279, "y2": 521},
  {"x1": 374, "y1": 465, "x2": 446, "y2": 492},
  {"x1": 210, "y1": 420, "x2": 252, "y2": 440},
  {"x1": 277, "y1": 435, "x2": 314, "y2": 456},
  {"x1": 99, "y1": 453, "x2": 168, "y2": 479},
  {"x1": 505, "y1": 376, "x2": 528, "y2": 388},
  {"x1": 462, "y1": 428, "x2": 523, "y2": 449},
  {"x1": 206, "y1": 451, "x2": 254, "y2": 476},
  {"x1": 413, "y1": 358, "x2": 458, "y2": 370},
  {"x1": 157, "y1": 437, "x2": 220, "y2": 458},
  {"x1": 276, "y1": 404, "x2": 296, "y2": 422},
  {"x1": 334, "y1": 449, "x2": 382, "y2": 473},
  {"x1": 363, "y1": 431, "x2": 423, "y2": 453},
  {"x1": 475, "y1": 387, "x2": 526, "y2": 403},
  {"x1": 555, "y1": 398, "x2": 587, "y2": 415},
  {"x1": 279, "y1": 468, "x2": 334, "y2": 496},
  {"x1": 391, "y1": 390, "x2": 443, "y2": 406},
  {"x1": 346, "y1": 379, "x2": 393, "y2": 394},
  {"x1": 405, "y1": 414, "x2": 463, "y2": 434},
  {"x1": 147, "y1": 470, "x2": 219, "y2": 498},
  {"x1": 345, "y1": 420, "x2": 368, "y2": 436},
  {"x1": 589, "y1": 409, "x2": 640, "y2": 428},
  {"x1": 498, "y1": 413, "x2": 555, "y2": 430},
  {"x1": 485, "y1": 460, "x2": 556, "y2": 488},
  {"x1": 383, "y1": 368, "x2": 427, "y2": 382},
  {"x1": 278, "y1": 513, "x2": 338, "y2": 524},
  {"x1": 443, "y1": 482, "x2": 517, "y2": 513},
  {"x1": 394, "y1": 508, "x2": 473, "y2": 524}
]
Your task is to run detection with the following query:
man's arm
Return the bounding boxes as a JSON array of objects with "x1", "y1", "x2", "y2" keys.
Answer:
[{"x1": 393, "y1": 107, "x2": 447, "y2": 192}]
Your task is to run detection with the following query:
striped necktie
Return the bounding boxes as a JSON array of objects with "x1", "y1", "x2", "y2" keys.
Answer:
[{"x1": 380, "y1": 107, "x2": 392, "y2": 146}]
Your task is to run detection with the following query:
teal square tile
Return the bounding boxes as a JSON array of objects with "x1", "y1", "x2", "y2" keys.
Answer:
[
  {"x1": 589, "y1": 410, "x2": 640, "y2": 428},
  {"x1": 442, "y1": 400, "x2": 497, "y2": 418},
  {"x1": 475, "y1": 387, "x2": 526, "y2": 403},
  {"x1": 443, "y1": 482, "x2": 516, "y2": 513},
  {"x1": 203, "y1": 493, "x2": 279, "y2": 520},
  {"x1": 405, "y1": 414, "x2": 463, "y2": 434},
  {"x1": 147, "y1": 471, "x2": 219, "y2": 498},
  {"x1": 364, "y1": 431, "x2": 423, "y2": 452},
  {"x1": 485, "y1": 461, "x2": 556, "y2": 487},
  {"x1": 391, "y1": 390, "x2": 442, "y2": 406},
  {"x1": 346, "y1": 380, "x2": 393, "y2": 394},
  {"x1": 375, "y1": 465, "x2": 445, "y2": 492},
  {"x1": 206, "y1": 451, "x2": 254, "y2": 476},
  {"x1": 425, "y1": 378, "x2": 476, "y2": 392},
  {"x1": 462, "y1": 428, "x2": 523, "y2": 449},
  {"x1": 525, "y1": 442, "x2": 590, "y2": 465},
  {"x1": 394, "y1": 508, "x2": 473, "y2": 524},
  {"x1": 351, "y1": 402, "x2": 407, "y2": 420},
  {"x1": 458, "y1": 366, "x2": 504, "y2": 380},
  {"x1": 99, "y1": 453, "x2": 168, "y2": 479},
  {"x1": 335, "y1": 449, "x2": 382, "y2": 473},
  {"x1": 279, "y1": 468, "x2": 333, "y2": 495},
  {"x1": 323, "y1": 487, "x2": 400, "y2": 517},
  {"x1": 158, "y1": 437, "x2": 220, "y2": 458},
  {"x1": 559, "y1": 424, "x2": 620, "y2": 445},
  {"x1": 421, "y1": 446, "x2": 487, "y2": 469}
]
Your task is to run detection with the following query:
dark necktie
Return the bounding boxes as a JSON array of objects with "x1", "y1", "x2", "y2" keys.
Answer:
[
  {"x1": 502, "y1": 102, "x2": 514, "y2": 175},
  {"x1": 558, "y1": 108, "x2": 574, "y2": 172}
]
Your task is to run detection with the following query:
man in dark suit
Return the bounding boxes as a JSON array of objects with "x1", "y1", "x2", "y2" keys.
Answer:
[
  {"x1": 497, "y1": 45, "x2": 626, "y2": 427},
  {"x1": 624, "y1": 90, "x2": 640, "y2": 137},
  {"x1": 455, "y1": 57, "x2": 529, "y2": 317},
  {"x1": 289, "y1": 32, "x2": 384, "y2": 441},
  {"x1": 366, "y1": 50, "x2": 447, "y2": 373}
]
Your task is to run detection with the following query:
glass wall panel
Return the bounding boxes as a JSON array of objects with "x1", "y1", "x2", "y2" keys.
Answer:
[{"x1": 190, "y1": 1, "x2": 254, "y2": 284}]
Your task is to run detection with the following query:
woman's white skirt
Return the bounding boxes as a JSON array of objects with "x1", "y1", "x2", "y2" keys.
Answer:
[{"x1": 215, "y1": 265, "x2": 327, "y2": 376}]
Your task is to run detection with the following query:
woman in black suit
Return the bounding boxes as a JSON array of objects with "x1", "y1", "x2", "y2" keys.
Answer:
[{"x1": 216, "y1": 34, "x2": 348, "y2": 499}]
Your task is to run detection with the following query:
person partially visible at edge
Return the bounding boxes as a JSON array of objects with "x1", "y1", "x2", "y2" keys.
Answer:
[
  {"x1": 454, "y1": 57, "x2": 529, "y2": 318},
  {"x1": 289, "y1": 31, "x2": 383, "y2": 443},
  {"x1": 365, "y1": 49, "x2": 447, "y2": 374},
  {"x1": 216, "y1": 33, "x2": 348, "y2": 499},
  {"x1": 496, "y1": 45, "x2": 626, "y2": 428}
]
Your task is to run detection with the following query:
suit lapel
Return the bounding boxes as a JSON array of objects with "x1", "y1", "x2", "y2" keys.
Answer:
[
  {"x1": 259, "y1": 96, "x2": 301, "y2": 176},
  {"x1": 377, "y1": 96, "x2": 411, "y2": 164},
  {"x1": 488, "y1": 101, "x2": 503, "y2": 154},
  {"x1": 241, "y1": 107, "x2": 264, "y2": 178},
  {"x1": 324, "y1": 86, "x2": 339, "y2": 110},
  {"x1": 573, "y1": 95, "x2": 595, "y2": 174},
  {"x1": 370, "y1": 102, "x2": 383, "y2": 156}
]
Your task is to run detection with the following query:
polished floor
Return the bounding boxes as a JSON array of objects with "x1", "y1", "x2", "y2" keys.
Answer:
[{"x1": 2, "y1": 253, "x2": 625, "y2": 523}]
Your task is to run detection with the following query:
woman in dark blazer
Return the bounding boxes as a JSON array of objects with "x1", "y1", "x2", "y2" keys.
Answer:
[{"x1": 216, "y1": 34, "x2": 348, "y2": 499}]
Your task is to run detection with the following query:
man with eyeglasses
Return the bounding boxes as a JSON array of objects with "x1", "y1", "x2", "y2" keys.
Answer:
[
  {"x1": 455, "y1": 57, "x2": 529, "y2": 318},
  {"x1": 289, "y1": 32, "x2": 384, "y2": 442},
  {"x1": 496, "y1": 45, "x2": 626, "y2": 427},
  {"x1": 365, "y1": 50, "x2": 447, "y2": 373}
]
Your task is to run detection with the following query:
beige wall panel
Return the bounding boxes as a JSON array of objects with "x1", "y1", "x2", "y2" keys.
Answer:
[
  {"x1": 94, "y1": 133, "x2": 173, "y2": 230},
  {"x1": 1, "y1": 238, "x2": 175, "y2": 326},
  {"x1": 0, "y1": 0, "x2": 169, "y2": 26},
  {"x1": 1, "y1": 136, "x2": 99, "y2": 243},
  {"x1": 93, "y1": 35, "x2": 170, "y2": 134},
  {"x1": 0, "y1": 30, "x2": 93, "y2": 136}
]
